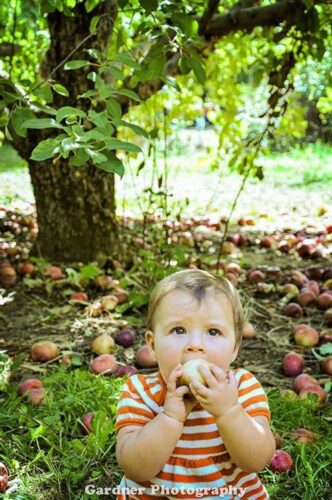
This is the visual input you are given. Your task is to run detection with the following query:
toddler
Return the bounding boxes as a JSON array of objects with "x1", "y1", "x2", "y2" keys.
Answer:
[{"x1": 115, "y1": 269, "x2": 275, "y2": 499}]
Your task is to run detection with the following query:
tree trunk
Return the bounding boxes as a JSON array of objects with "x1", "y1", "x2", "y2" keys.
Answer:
[{"x1": 23, "y1": 1, "x2": 119, "y2": 262}]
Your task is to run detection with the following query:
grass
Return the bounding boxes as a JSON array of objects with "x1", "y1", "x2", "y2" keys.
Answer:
[
  {"x1": 0, "y1": 366, "x2": 331, "y2": 499},
  {"x1": 1, "y1": 141, "x2": 331, "y2": 222}
]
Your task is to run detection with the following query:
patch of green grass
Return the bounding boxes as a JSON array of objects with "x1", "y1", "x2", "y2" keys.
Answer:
[
  {"x1": 0, "y1": 367, "x2": 124, "y2": 499},
  {"x1": 0, "y1": 144, "x2": 27, "y2": 171},
  {"x1": 263, "y1": 142, "x2": 332, "y2": 190},
  {"x1": 1, "y1": 366, "x2": 331, "y2": 499},
  {"x1": 262, "y1": 389, "x2": 332, "y2": 500}
]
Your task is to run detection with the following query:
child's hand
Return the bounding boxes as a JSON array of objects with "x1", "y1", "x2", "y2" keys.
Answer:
[
  {"x1": 188, "y1": 363, "x2": 238, "y2": 419},
  {"x1": 163, "y1": 364, "x2": 198, "y2": 423}
]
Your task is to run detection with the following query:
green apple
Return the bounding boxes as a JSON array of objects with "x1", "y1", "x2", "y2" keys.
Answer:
[{"x1": 177, "y1": 359, "x2": 211, "y2": 390}]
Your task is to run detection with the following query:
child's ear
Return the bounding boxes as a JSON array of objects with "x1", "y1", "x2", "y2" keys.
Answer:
[{"x1": 145, "y1": 330, "x2": 155, "y2": 353}]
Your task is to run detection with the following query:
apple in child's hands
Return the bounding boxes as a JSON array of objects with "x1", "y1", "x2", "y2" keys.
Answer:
[{"x1": 177, "y1": 359, "x2": 212, "y2": 392}]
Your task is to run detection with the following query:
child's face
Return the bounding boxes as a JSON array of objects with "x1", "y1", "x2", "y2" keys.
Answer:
[{"x1": 145, "y1": 287, "x2": 239, "y2": 384}]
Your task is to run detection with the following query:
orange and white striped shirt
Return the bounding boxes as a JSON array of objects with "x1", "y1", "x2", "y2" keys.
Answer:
[{"x1": 115, "y1": 368, "x2": 270, "y2": 500}]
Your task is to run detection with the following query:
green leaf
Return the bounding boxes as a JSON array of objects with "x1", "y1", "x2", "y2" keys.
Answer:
[
  {"x1": 106, "y1": 98, "x2": 122, "y2": 123},
  {"x1": 64, "y1": 60, "x2": 90, "y2": 70},
  {"x1": 111, "y1": 53, "x2": 141, "y2": 70},
  {"x1": 103, "y1": 64, "x2": 124, "y2": 80},
  {"x1": 97, "y1": 153, "x2": 125, "y2": 177},
  {"x1": 87, "y1": 149, "x2": 108, "y2": 164},
  {"x1": 319, "y1": 343, "x2": 332, "y2": 356},
  {"x1": 120, "y1": 120, "x2": 149, "y2": 139},
  {"x1": 139, "y1": 0, "x2": 158, "y2": 13},
  {"x1": 12, "y1": 108, "x2": 35, "y2": 137},
  {"x1": 61, "y1": 137, "x2": 80, "y2": 154},
  {"x1": 190, "y1": 58, "x2": 206, "y2": 85},
  {"x1": 104, "y1": 138, "x2": 141, "y2": 153},
  {"x1": 90, "y1": 15, "x2": 100, "y2": 33},
  {"x1": 172, "y1": 13, "x2": 198, "y2": 37},
  {"x1": 114, "y1": 88, "x2": 142, "y2": 102},
  {"x1": 88, "y1": 110, "x2": 109, "y2": 128},
  {"x1": 30, "y1": 139, "x2": 60, "y2": 161},
  {"x1": 23, "y1": 118, "x2": 63, "y2": 129},
  {"x1": 69, "y1": 148, "x2": 89, "y2": 166},
  {"x1": 56, "y1": 106, "x2": 86, "y2": 122},
  {"x1": 53, "y1": 83, "x2": 69, "y2": 97},
  {"x1": 85, "y1": 0, "x2": 99, "y2": 13}
]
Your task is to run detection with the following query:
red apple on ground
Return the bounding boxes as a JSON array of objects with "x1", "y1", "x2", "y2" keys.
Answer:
[
  {"x1": 114, "y1": 328, "x2": 136, "y2": 348},
  {"x1": 135, "y1": 345, "x2": 158, "y2": 368},
  {"x1": 319, "y1": 329, "x2": 332, "y2": 344},
  {"x1": 26, "y1": 387, "x2": 46, "y2": 405},
  {"x1": 321, "y1": 356, "x2": 332, "y2": 376},
  {"x1": 299, "y1": 385, "x2": 327, "y2": 406},
  {"x1": 113, "y1": 365, "x2": 139, "y2": 378},
  {"x1": 224, "y1": 262, "x2": 242, "y2": 275},
  {"x1": 270, "y1": 450, "x2": 293, "y2": 473},
  {"x1": 31, "y1": 341, "x2": 60, "y2": 362},
  {"x1": 114, "y1": 288, "x2": 129, "y2": 304},
  {"x1": 284, "y1": 303, "x2": 303, "y2": 319},
  {"x1": 260, "y1": 236, "x2": 274, "y2": 248},
  {"x1": 17, "y1": 261, "x2": 34, "y2": 276},
  {"x1": 325, "y1": 308, "x2": 332, "y2": 326},
  {"x1": 282, "y1": 352, "x2": 304, "y2": 377},
  {"x1": 316, "y1": 292, "x2": 332, "y2": 310},
  {"x1": 0, "y1": 263, "x2": 16, "y2": 287},
  {"x1": 92, "y1": 333, "x2": 115, "y2": 355},
  {"x1": 291, "y1": 270, "x2": 308, "y2": 288},
  {"x1": 294, "y1": 328, "x2": 319, "y2": 347},
  {"x1": 82, "y1": 412, "x2": 94, "y2": 433},
  {"x1": 18, "y1": 378, "x2": 43, "y2": 395},
  {"x1": 248, "y1": 270, "x2": 266, "y2": 283},
  {"x1": 0, "y1": 462, "x2": 9, "y2": 493},
  {"x1": 297, "y1": 289, "x2": 316, "y2": 307},
  {"x1": 293, "y1": 373, "x2": 320, "y2": 394},
  {"x1": 177, "y1": 359, "x2": 212, "y2": 390},
  {"x1": 90, "y1": 354, "x2": 118, "y2": 375},
  {"x1": 290, "y1": 428, "x2": 315, "y2": 443},
  {"x1": 44, "y1": 265, "x2": 63, "y2": 280},
  {"x1": 70, "y1": 292, "x2": 89, "y2": 303}
]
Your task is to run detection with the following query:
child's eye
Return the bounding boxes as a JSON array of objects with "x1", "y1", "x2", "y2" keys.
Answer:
[
  {"x1": 208, "y1": 328, "x2": 222, "y2": 336},
  {"x1": 171, "y1": 327, "x2": 186, "y2": 335}
]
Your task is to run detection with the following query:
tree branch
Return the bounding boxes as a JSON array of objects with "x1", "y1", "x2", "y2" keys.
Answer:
[
  {"x1": 204, "y1": 0, "x2": 299, "y2": 39},
  {"x1": 199, "y1": 0, "x2": 221, "y2": 35}
]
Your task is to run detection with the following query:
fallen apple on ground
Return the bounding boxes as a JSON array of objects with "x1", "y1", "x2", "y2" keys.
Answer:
[
  {"x1": 270, "y1": 450, "x2": 293, "y2": 473},
  {"x1": 90, "y1": 354, "x2": 118, "y2": 375},
  {"x1": 18, "y1": 378, "x2": 43, "y2": 395},
  {"x1": 31, "y1": 341, "x2": 60, "y2": 362},
  {"x1": 0, "y1": 462, "x2": 8, "y2": 493},
  {"x1": 135, "y1": 345, "x2": 158, "y2": 368},
  {"x1": 282, "y1": 352, "x2": 304, "y2": 377},
  {"x1": 92, "y1": 333, "x2": 115, "y2": 355}
]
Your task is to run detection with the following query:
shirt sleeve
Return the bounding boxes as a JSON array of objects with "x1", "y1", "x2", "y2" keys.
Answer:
[
  {"x1": 235, "y1": 369, "x2": 271, "y2": 422},
  {"x1": 115, "y1": 374, "x2": 157, "y2": 432}
]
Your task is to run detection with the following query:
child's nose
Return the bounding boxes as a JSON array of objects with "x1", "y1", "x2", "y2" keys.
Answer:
[{"x1": 185, "y1": 331, "x2": 205, "y2": 353}]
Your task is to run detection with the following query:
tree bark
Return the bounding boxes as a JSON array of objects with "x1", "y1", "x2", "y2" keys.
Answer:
[{"x1": 24, "y1": 1, "x2": 119, "y2": 262}]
